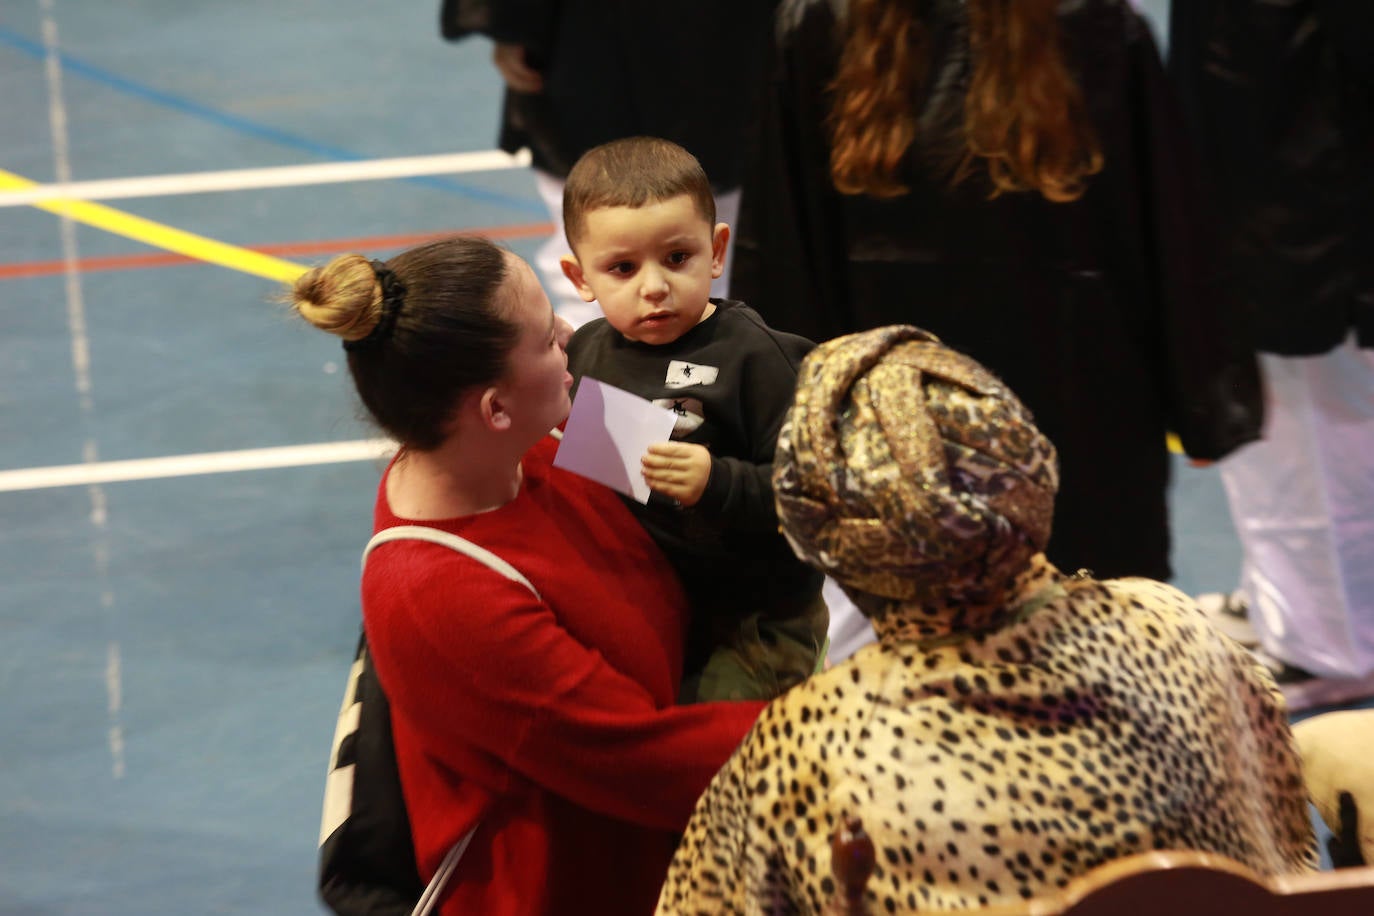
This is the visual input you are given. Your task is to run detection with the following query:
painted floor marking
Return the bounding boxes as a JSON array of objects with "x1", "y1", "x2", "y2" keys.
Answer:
[
  {"x1": 0, "y1": 439, "x2": 399, "y2": 494},
  {"x1": 38, "y1": 0, "x2": 125, "y2": 781},
  {"x1": 0, "y1": 221, "x2": 553, "y2": 280},
  {"x1": 0, "y1": 168, "x2": 308, "y2": 282},
  {"x1": 0, "y1": 149, "x2": 532, "y2": 207},
  {"x1": 0, "y1": 24, "x2": 543, "y2": 213}
]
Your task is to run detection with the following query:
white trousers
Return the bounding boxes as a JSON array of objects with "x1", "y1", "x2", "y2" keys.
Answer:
[
  {"x1": 1221, "y1": 335, "x2": 1374, "y2": 678},
  {"x1": 532, "y1": 169, "x2": 741, "y2": 330}
]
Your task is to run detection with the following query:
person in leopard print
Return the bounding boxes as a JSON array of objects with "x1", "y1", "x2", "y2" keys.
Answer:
[{"x1": 656, "y1": 325, "x2": 1316, "y2": 914}]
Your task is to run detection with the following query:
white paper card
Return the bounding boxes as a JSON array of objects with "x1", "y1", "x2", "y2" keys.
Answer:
[{"x1": 553, "y1": 378, "x2": 677, "y2": 504}]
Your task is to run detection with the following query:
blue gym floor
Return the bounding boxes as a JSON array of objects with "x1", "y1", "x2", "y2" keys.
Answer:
[{"x1": 0, "y1": 2, "x2": 1358, "y2": 913}]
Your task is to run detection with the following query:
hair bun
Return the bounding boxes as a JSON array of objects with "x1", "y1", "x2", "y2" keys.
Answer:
[{"x1": 290, "y1": 254, "x2": 381, "y2": 341}]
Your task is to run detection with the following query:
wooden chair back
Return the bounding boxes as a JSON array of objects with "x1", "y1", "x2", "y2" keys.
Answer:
[
  {"x1": 978, "y1": 851, "x2": 1374, "y2": 916},
  {"x1": 825, "y1": 821, "x2": 1374, "y2": 915}
]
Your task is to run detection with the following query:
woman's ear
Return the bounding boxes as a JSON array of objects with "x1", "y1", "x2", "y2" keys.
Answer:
[
  {"x1": 479, "y1": 386, "x2": 513, "y2": 431},
  {"x1": 559, "y1": 255, "x2": 598, "y2": 303}
]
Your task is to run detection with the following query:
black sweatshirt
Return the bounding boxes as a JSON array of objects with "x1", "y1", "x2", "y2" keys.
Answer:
[{"x1": 566, "y1": 300, "x2": 823, "y2": 658}]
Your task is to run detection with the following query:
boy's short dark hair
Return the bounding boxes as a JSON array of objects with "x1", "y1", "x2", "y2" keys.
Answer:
[{"x1": 563, "y1": 137, "x2": 717, "y2": 249}]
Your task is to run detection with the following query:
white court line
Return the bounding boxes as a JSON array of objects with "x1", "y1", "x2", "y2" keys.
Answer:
[
  {"x1": 0, "y1": 148, "x2": 532, "y2": 207},
  {"x1": 0, "y1": 439, "x2": 398, "y2": 493},
  {"x1": 42, "y1": 0, "x2": 128, "y2": 780},
  {"x1": 39, "y1": 3, "x2": 92, "y2": 413}
]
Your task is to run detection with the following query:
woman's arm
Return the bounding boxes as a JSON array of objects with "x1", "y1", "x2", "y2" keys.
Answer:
[
  {"x1": 696, "y1": 320, "x2": 815, "y2": 531},
  {"x1": 657, "y1": 701, "x2": 804, "y2": 913},
  {"x1": 367, "y1": 551, "x2": 764, "y2": 831},
  {"x1": 656, "y1": 751, "x2": 759, "y2": 913}
]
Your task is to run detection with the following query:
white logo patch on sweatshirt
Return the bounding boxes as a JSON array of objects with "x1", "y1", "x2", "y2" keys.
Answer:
[
  {"x1": 664, "y1": 360, "x2": 719, "y2": 389},
  {"x1": 653, "y1": 397, "x2": 705, "y2": 437}
]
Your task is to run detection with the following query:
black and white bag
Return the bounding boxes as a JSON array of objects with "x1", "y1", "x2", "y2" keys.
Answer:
[{"x1": 318, "y1": 525, "x2": 541, "y2": 916}]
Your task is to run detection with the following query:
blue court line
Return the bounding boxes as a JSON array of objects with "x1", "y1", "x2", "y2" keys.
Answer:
[{"x1": 0, "y1": 27, "x2": 545, "y2": 216}]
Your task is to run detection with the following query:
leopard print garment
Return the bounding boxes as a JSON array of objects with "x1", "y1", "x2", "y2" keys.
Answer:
[
  {"x1": 656, "y1": 327, "x2": 1315, "y2": 913},
  {"x1": 656, "y1": 564, "x2": 1317, "y2": 914}
]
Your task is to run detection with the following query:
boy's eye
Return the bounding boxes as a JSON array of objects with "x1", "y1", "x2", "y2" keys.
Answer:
[
  {"x1": 609, "y1": 261, "x2": 634, "y2": 275},
  {"x1": 667, "y1": 251, "x2": 690, "y2": 265}
]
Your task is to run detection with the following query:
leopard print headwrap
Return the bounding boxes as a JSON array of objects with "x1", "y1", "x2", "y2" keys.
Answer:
[{"x1": 773, "y1": 326, "x2": 1059, "y2": 625}]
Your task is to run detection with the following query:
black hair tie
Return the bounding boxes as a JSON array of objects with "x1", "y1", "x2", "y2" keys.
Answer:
[{"x1": 343, "y1": 260, "x2": 408, "y2": 352}]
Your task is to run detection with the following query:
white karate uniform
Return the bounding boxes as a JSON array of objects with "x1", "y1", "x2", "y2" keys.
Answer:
[{"x1": 1221, "y1": 334, "x2": 1374, "y2": 678}]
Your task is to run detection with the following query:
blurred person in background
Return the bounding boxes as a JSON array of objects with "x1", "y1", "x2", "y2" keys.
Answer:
[
  {"x1": 729, "y1": 0, "x2": 1263, "y2": 658},
  {"x1": 1169, "y1": 0, "x2": 1374, "y2": 710},
  {"x1": 440, "y1": 0, "x2": 779, "y2": 328}
]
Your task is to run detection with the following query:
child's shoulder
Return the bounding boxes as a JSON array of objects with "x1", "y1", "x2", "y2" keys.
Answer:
[
  {"x1": 568, "y1": 315, "x2": 612, "y2": 341},
  {"x1": 565, "y1": 315, "x2": 615, "y2": 355},
  {"x1": 716, "y1": 299, "x2": 817, "y2": 362},
  {"x1": 715, "y1": 298, "x2": 767, "y2": 328}
]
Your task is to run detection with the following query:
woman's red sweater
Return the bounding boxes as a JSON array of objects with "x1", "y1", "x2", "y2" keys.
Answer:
[{"x1": 362, "y1": 436, "x2": 763, "y2": 915}]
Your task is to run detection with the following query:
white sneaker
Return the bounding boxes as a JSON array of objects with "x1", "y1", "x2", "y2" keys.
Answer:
[{"x1": 1196, "y1": 590, "x2": 1259, "y2": 648}]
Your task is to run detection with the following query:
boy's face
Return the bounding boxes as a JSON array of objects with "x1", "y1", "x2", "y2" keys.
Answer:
[{"x1": 559, "y1": 194, "x2": 729, "y2": 346}]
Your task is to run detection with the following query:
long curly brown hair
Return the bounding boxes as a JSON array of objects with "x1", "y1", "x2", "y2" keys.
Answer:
[{"x1": 828, "y1": 0, "x2": 1103, "y2": 201}]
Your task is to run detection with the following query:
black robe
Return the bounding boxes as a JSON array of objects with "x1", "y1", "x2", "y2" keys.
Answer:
[
  {"x1": 441, "y1": 0, "x2": 780, "y2": 187},
  {"x1": 730, "y1": 0, "x2": 1263, "y2": 581},
  {"x1": 1167, "y1": 0, "x2": 1374, "y2": 356}
]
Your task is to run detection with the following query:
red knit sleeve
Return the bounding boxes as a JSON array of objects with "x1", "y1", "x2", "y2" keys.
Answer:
[{"x1": 364, "y1": 546, "x2": 764, "y2": 832}]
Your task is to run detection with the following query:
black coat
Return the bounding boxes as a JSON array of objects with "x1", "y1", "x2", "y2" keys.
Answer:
[
  {"x1": 1168, "y1": 0, "x2": 1374, "y2": 355},
  {"x1": 441, "y1": 0, "x2": 779, "y2": 186},
  {"x1": 730, "y1": 0, "x2": 1263, "y2": 581}
]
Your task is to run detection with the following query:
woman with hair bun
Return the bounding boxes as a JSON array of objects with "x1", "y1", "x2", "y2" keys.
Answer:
[
  {"x1": 731, "y1": 0, "x2": 1262, "y2": 589},
  {"x1": 290, "y1": 237, "x2": 762, "y2": 915}
]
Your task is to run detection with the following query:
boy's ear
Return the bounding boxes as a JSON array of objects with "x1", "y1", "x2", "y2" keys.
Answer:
[
  {"x1": 559, "y1": 255, "x2": 598, "y2": 303},
  {"x1": 710, "y1": 223, "x2": 731, "y2": 279}
]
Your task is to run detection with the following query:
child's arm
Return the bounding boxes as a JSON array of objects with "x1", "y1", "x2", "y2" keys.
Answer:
[
  {"x1": 640, "y1": 444, "x2": 781, "y2": 527},
  {"x1": 646, "y1": 316, "x2": 816, "y2": 526},
  {"x1": 682, "y1": 317, "x2": 815, "y2": 529}
]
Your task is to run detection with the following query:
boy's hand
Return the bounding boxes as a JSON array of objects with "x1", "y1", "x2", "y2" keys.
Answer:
[
  {"x1": 492, "y1": 43, "x2": 544, "y2": 93},
  {"x1": 642, "y1": 442, "x2": 711, "y2": 507}
]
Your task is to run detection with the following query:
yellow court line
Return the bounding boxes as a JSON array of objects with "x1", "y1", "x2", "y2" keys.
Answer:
[{"x1": 0, "y1": 168, "x2": 306, "y2": 282}]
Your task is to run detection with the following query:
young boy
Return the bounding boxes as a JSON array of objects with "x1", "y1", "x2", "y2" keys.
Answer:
[{"x1": 559, "y1": 136, "x2": 827, "y2": 702}]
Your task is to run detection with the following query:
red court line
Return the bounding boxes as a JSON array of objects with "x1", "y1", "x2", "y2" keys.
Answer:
[{"x1": 0, "y1": 221, "x2": 554, "y2": 280}]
